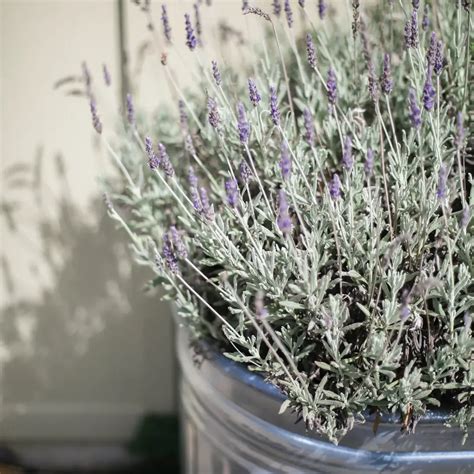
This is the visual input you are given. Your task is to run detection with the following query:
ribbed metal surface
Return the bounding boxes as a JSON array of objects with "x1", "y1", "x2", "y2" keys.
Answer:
[{"x1": 177, "y1": 325, "x2": 474, "y2": 473}]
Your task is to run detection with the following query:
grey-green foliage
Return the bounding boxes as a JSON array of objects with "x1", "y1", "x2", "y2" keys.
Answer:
[{"x1": 103, "y1": 1, "x2": 473, "y2": 443}]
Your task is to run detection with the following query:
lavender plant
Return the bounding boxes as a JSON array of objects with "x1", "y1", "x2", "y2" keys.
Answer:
[{"x1": 87, "y1": 1, "x2": 472, "y2": 444}]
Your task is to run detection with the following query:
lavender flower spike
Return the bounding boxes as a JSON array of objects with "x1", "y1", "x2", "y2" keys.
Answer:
[
  {"x1": 145, "y1": 136, "x2": 159, "y2": 169},
  {"x1": 242, "y1": 0, "x2": 249, "y2": 12},
  {"x1": 298, "y1": 0, "x2": 305, "y2": 8},
  {"x1": 225, "y1": 179, "x2": 239, "y2": 208},
  {"x1": 188, "y1": 166, "x2": 198, "y2": 187},
  {"x1": 427, "y1": 32, "x2": 437, "y2": 67},
  {"x1": 422, "y1": 5, "x2": 430, "y2": 30},
  {"x1": 329, "y1": 174, "x2": 341, "y2": 199},
  {"x1": 184, "y1": 13, "x2": 197, "y2": 50},
  {"x1": 208, "y1": 97, "x2": 221, "y2": 128},
  {"x1": 364, "y1": 148, "x2": 374, "y2": 177},
  {"x1": 342, "y1": 136, "x2": 353, "y2": 171},
  {"x1": 436, "y1": 164, "x2": 447, "y2": 200},
  {"x1": 284, "y1": 0, "x2": 293, "y2": 28},
  {"x1": 412, "y1": 0, "x2": 420, "y2": 9},
  {"x1": 306, "y1": 33, "x2": 317, "y2": 69},
  {"x1": 90, "y1": 98, "x2": 102, "y2": 134},
  {"x1": 179, "y1": 100, "x2": 189, "y2": 132},
  {"x1": 381, "y1": 53, "x2": 393, "y2": 95},
  {"x1": 408, "y1": 88, "x2": 422, "y2": 129},
  {"x1": 248, "y1": 79, "x2": 261, "y2": 107},
  {"x1": 280, "y1": 141, "x2": 291, "y2": 180},
  {"x1": 404, "y1": 9, "x2": 418, "y2": 49},
  {"x1": 211, "y1": 60, "x2": 222, "y2": 86},
  {"x1": 200, "y1": 187, "x2": 214, "y2": 220},
  {"x1": 272, "y1": 0, "x2": 282, "y2": 16},
  {"x1": 422, "y1": 68, "x2": 435, "y2": 112},
  {"x1": 239, "y1": 160, "x2": 252, "y2": 183},
  {"x1": 237, "y1": 102, "x2": 250, "y2": 144},
  {"x1": 161, "y1": 4, "x2": 172, "y2": 43},
  {"x1": 103, "y1": 64, "x2": 111, "y2": 86},
  {"x1": 327, "y1": 67, "x2": 337, "y2": 110},
  {"x1": 318, "y1": 0, "x2": 327, "y2": 19},
  {"x1": 269, "y1": 86, "x2": 280, "y2": 127},
  {"x1": 126, "y1": 93, "x2": 135, "y2": 126},
  {"x1": 277, "y1": 189, "x2": 292, "y2": 235},
  {"x1": 368, "y1": 62, "x2": 379, "y2": 102},
  {"x1": 170, "y1": 225, "x2": 188, "y2": 259},
  {"x1": 162, "y1": 232, "x2": 179, "y2": 273},
  {"x1": 190, "y1": 186, "x2": 203, "y2": 213},
  {"x1": 303, "y1": 108, "x2": 315, "y2": 147},
  {"x1": 434, "y1": 40, "x2": 445, "y2": 75},
  {"x1": 158, "y1": 143, "x2": 175, "y2": 177}
]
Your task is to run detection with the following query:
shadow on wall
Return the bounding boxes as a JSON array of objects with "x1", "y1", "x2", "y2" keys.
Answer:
[{"x1": 0, "y1": 147, "x2": 176, "y2": 444}]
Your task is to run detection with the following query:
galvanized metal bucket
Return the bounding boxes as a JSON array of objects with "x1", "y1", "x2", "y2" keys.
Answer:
[{"x1": 177, "y1": 324, "x2": 474, "y2": 473}]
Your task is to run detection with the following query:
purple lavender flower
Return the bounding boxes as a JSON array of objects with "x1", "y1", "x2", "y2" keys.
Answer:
[
  {"x1": 277, "y1": 189, "x2": 292, "y2": 235},
  {"x1": 280, "y1": 141, "x2": 291, "y2": 180},
  {"x1": 190, "y1": 186, "x2": 203, "y2": 213},
  {"x1": 90, "y1": 98, "x2": 102, "y2": 134},
  {"x1": 158, "y1": 143, "x2": 175, "y2": 177},
  {"x1": 237, "y1": 102, "x2": 250, "y2": 144},
  {"x1": 342, "y1": 136, "x2": 353, "y2": 171},
  {"x1": 145, "y1": 136, "x2": 160, "y2": 169},
  {"x1": 163, "y1": 232, "x2": 179, "y2": 273},
  {"x1": 170, "y1": 225, "x2": 188, "y2": 258},
  {"x1": 327, "y1": 67, "x2": 337, "y2": 109},
  {"x1": 269, "y1": 86, "x2": 280, "y2": 127},
  {"x1": 272, "y1": 0, "x2": 282, "y2": 17},
  {"x1": 412, "y1": 0, "x2": 420, "y2": 9},
  {"x1": 211, "y1": 60, "x2": 222, "y2": 86},
  {"x1": 239, "y1": 160, "x2": 252, "y2": 183},
  {"x1": 422, "y1": 68, "x2": 435, "y2": 112},
  {"x1": 284, "y1": 0, "x2": 293, "y2": 28},
  {"x1": 248, "y1": 79, "x2": 261, "y2": 107},
  {"x1": 126, "y1": 93, "x2": 135, "y2": 126},
  {"x1": 368, "y1": 62, "x2": 379, "y2": 102},
  {"x1": 303, "y1": 108, "x2": 315, "y2": 147},
  {"x1": 381, "y1": 53, "x2": 393, "y2": 95},
  {"x1": 427, "y1": 31, "x2": 437, "y2": 67},
  {"x1": 200, "y1": 187, "x2": 214, "y2": 219},
  {"x1": 208, "y1": 97, "x2": 221, "y2": 128},
  {"x1": 242, "y1": 0, "x2": 249, "y2": 11},
  {"x1": 436, "y1": 164, "x2": 447, "y2": 200},
  {"x1": 422, "y1": 4, "x2": 430, "y2": 30},
  {"x1": 318, "y1": 0, "x2": 327, "y2": 19},
  {"x1": 306, "y1": 33, "x2": 317, "y2": 69},
  {"x1": 103, "y1": 64, "x2": 111, "y2": 86},
  {"x1": 408, "y1": 88, "x2": 422, "y2": 129},
  {"x1": 329, "y1": 174, "x2": 341, "y2": 199},
  {"x1": 184, "y1": 13, "x2": 197, "y2": 50},
  {"x1": 193, "y1": 3, "x2": 202, "y2": 43},
  {"x1": 410, "y1": 9, "x2": 419, "y2": 47},
  {"x1": 364, "y1": 148, "x2": 374, "y2": 176},
  {"x1": 298, "y1": 0, "x2": 305, "y2": 7},
  {"x1": 179, "y1": 100, "x2": 189, "y2": 131},
  {"x1": 225, "y1": 178, "x2": 239, "y2": 208},
  {"x1": 161, "y1": 4, "x2": 172, "y2": 43},
  {"x1": 188, "y1": 166, "x2": 198, "y2": 187},
  {"x1": 455, "y1": 112, "x2": 465, "y2": 149},
  {"x1": 404, "y1": 10, "x2": 418, "y2": 49},
  {"x1": 434, "y1": 40, "x2": 445, "y2": 75}
]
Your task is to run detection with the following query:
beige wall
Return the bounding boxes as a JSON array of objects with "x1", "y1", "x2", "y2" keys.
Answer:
[{"x1": 0, "y1": 0, "x2": 326, "y2": 442}]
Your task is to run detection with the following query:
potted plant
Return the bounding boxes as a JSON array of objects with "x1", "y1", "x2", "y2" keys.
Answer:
[{"x1": 85, "y1": 0, "x2": 473, "y2": 471}]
